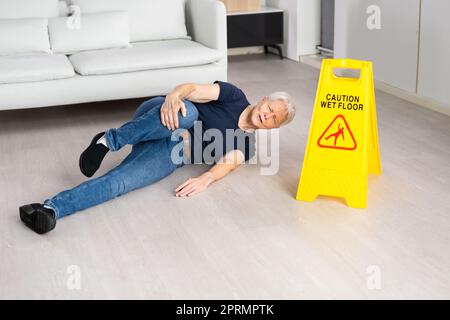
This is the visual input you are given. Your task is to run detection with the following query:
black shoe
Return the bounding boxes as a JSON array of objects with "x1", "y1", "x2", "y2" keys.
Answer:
[
  {"x1": 19, "y1": 203, "x2": 56, "y2": 234},
  {"x1": 79, "y1": 131, "x2": 109, "y2": 177}
]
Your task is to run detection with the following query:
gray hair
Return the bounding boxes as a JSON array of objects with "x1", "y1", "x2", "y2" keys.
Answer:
[{"x1": 268, "y1": 91, "x2": 296, "y2": 126}]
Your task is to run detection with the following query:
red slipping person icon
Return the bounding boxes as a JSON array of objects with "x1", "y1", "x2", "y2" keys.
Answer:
[
  {"x1": 317, "y1": 115, "x2": 357, "y2": 151},
  {"x1": 325, "y1": 123, "x2": 344, "y2": 147}
]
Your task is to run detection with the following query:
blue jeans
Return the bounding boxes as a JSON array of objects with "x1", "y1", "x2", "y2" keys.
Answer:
[{"x1": 44, "y1": 97, "x2": 199, "y2": 219}]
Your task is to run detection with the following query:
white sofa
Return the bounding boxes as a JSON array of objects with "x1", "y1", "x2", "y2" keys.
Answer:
[{"x1": 0, "y1": 0, "x2": 227, "y2": 110}]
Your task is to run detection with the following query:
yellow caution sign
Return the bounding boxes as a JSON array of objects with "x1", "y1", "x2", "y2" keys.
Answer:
[{"x1": 296, "y1": 59, "x2": 381, "y2": 208}]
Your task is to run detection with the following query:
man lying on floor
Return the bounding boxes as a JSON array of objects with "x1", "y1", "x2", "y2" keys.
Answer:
[{"x1": 19, "y1": 81, "x2": 296, "y2": 234}]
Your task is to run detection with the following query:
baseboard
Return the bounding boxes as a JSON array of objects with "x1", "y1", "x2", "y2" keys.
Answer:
[
  {"x1": 300, "y1": 54, "x2": 450, "y2": 117},
  {"x1": 374, "y1": 81, "x2": 450, "y2": 116}
]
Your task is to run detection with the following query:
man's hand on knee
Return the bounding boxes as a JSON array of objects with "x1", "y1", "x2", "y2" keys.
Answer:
[{"x1": 160, "y1": 93, "x2": 187, "y2": 130}]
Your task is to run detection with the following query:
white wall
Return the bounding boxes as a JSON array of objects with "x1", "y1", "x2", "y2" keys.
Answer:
[
  {"x1": 334, "y1": 0, "x2": 420, "y2": 93},
  {"x1": 297, "y1": 0, "x2": 321, "y2": 56},
  {"x1": 267, "y1": 0, "x2": 320, "y2": 60},
  {"x1": 417, "y1": 0, "x2": 450, "y2": 107}
]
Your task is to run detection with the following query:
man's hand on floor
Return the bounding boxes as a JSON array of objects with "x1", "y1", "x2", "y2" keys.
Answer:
[
  {"x1": 160, "y1": 93, "x2": 187, "y2": 130},
  {"x1": 175, "y1": 172, "x2": 214, "y2": 197}
]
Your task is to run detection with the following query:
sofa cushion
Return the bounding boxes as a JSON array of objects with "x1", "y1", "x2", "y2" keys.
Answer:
[
  {"x1": 0, "y1": 18, "x2": 51, "y2": 56},
  {"x1": 70, "y1": 0, "x2": 188, "y2": 42},
  {"x1": 0, "y1": 0, "x2": 59, "y2": 18},
  {"x1": 69, "y1": 39, "x2": 224, "y2": 76},
  {"x1": 0, "y1": 54, "x2": 75, "y2": 84},
  {"x1": 49, "y1": 11, "x2": 130, "y2": 54}
]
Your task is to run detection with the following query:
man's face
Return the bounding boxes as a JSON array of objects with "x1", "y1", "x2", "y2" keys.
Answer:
[{"x1": 250, "y1": 97, "x2": 288, "y2": 129}]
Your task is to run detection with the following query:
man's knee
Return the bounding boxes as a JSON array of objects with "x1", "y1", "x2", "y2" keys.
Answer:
[
  {"x1": 179, "y1": 99, "x2": 198, "y2": 128},
  {"x1": 134, "y1": 96, "x2": 165, "y2": 119}
]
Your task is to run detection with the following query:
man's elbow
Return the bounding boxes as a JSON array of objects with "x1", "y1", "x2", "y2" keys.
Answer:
[{"x1": 230, "y1": 159, "x2": 243, "y2": 172}]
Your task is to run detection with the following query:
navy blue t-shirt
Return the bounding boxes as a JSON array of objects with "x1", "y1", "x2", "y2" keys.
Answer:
[{"x1": 188, "y1": 81, "x2": 256, "y2": 164}]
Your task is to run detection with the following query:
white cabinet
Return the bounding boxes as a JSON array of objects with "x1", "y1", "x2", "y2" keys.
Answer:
[
  {"x1": 417, "y1": 0, "x2": 450, "y2": 106},
  {"x1": 334, "y1": 0, "x2": 450, "y2": 112},
  {"x1": 334, "y1": 0, "x2": 420, "y2": 93}
]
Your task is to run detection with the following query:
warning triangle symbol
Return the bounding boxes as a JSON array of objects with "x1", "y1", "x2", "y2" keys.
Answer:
[{"x1": 317, "y1": 115, "x2": 357, "y2": 150}]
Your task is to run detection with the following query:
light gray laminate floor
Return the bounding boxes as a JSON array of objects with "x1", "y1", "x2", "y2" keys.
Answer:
[{"x1": 1, "y1": 55, "x2": 449, "y2": 299}]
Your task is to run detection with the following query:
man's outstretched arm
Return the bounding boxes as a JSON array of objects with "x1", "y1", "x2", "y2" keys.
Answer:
[
  {"x1": 161, "y1": 83, "x2": 220, "y2": 130},
  {"x1": 175, "y1": 149, "x2": 245, "y2": 197}
]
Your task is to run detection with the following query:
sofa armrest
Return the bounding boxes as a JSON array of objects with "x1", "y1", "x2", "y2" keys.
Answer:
[{"x1": 186, "y1": 0, "x2": 227, "y2": 58}]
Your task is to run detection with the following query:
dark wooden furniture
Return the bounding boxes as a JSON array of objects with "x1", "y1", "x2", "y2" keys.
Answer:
[{"x1": 226, "y1": 6, "x2": 284, "y2": 59}]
